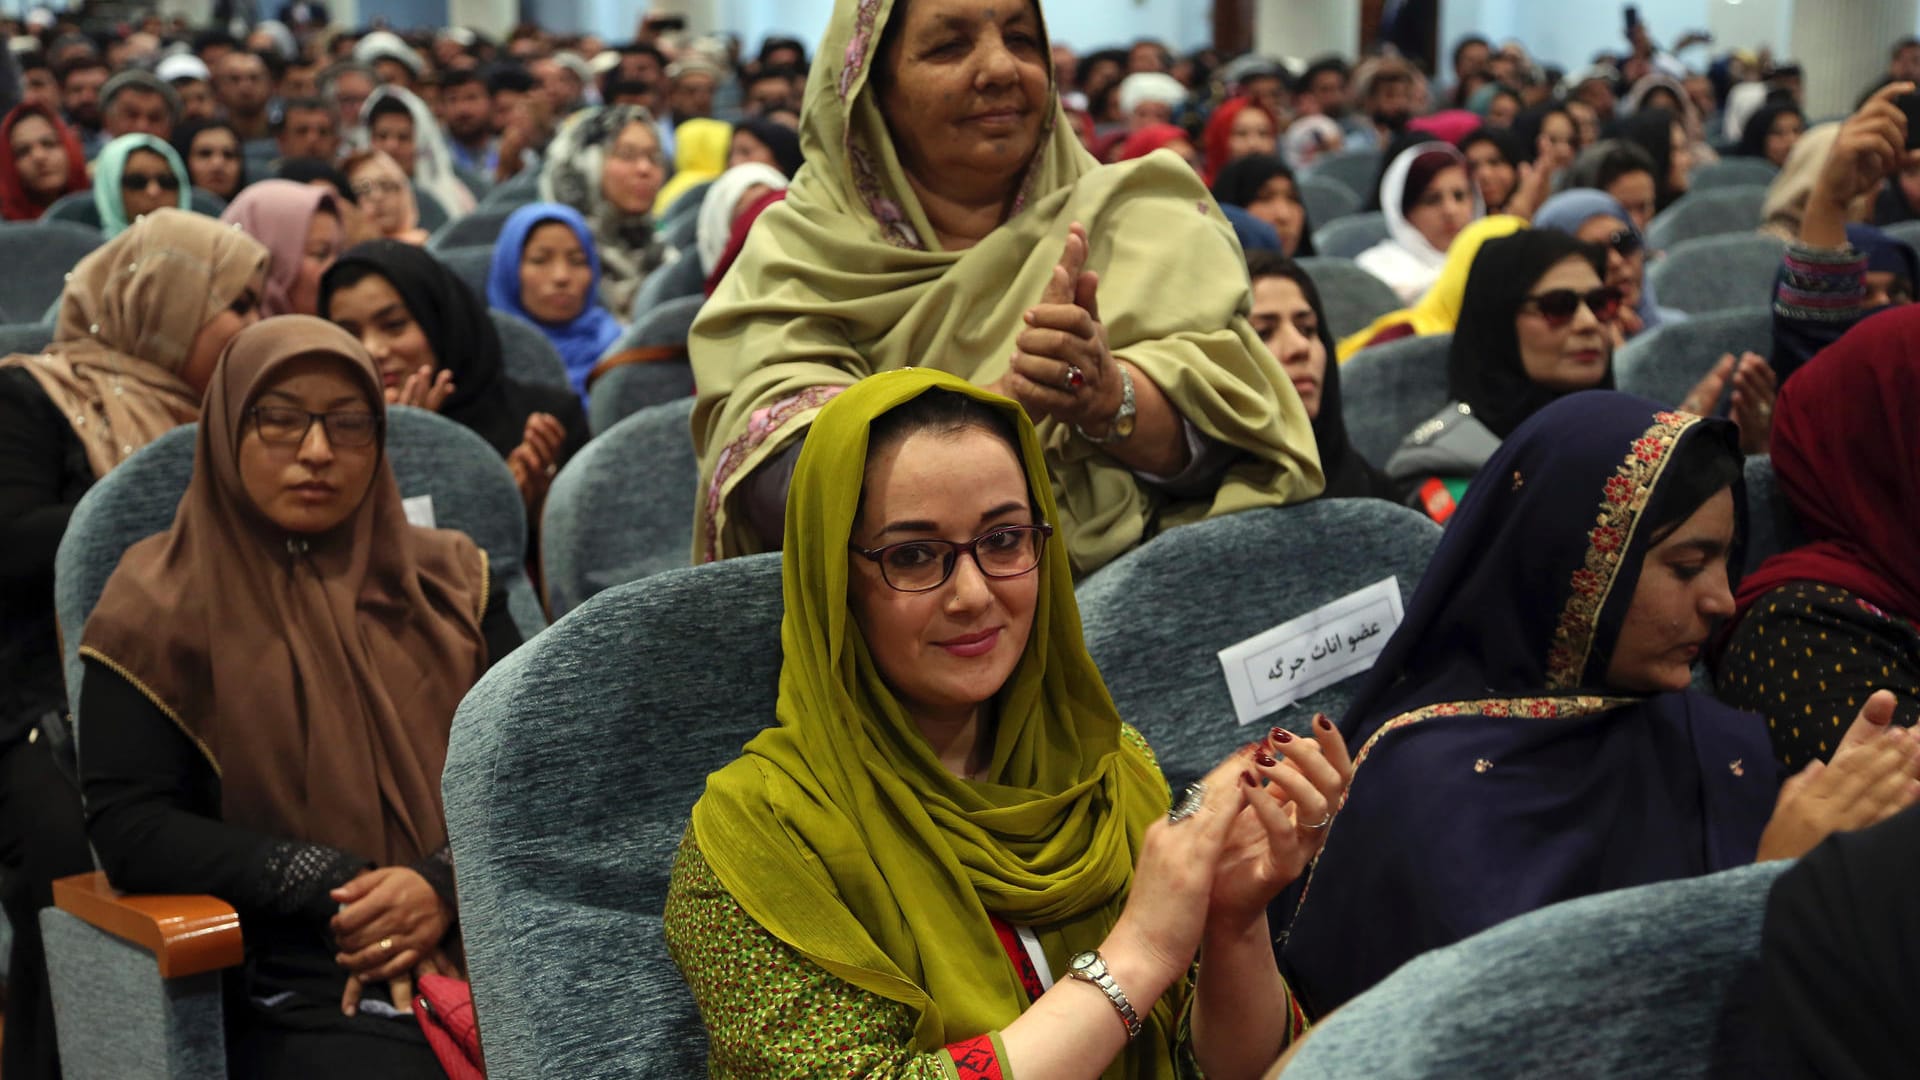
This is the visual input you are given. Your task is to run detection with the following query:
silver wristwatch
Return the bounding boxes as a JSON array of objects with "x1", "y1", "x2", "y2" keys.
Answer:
[
  {"x1": 1075, "y1": 364, "x2": 1137, "y2": 445},
  {"x1": 1065, "y1": 950, "x2": 1143, "y2": 1039}
]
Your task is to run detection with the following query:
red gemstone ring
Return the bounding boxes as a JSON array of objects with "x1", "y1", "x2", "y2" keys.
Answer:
[{"x1": 1064, "y1": 365, "x2": 1086, "y2": 392}]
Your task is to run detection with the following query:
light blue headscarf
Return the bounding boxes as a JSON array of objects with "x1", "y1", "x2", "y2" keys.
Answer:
[
  {"x1": 487, "y1": 202, "x2": 623, "y2": 405},
  {"x1": 1532, "y1": 188, "x2": 1679, "y2": 332},
  {"x1": 92, "y1": 134, "x2": 192, "y2": 238}
]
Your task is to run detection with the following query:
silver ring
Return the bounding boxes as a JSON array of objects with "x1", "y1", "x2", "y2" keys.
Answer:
[
  {"x1": 1301, "y1": 813, "x2": 1334, "y2": 830},
  {"x1": 1167, "y1": 782, "x2": 1206, "y2": 824},
  {"x1": 1064, "y1": 364, "x2": 1086, "y2": 392},
  {"x1": 544, "y1": 463, "x2": 557, "y2": 477}
]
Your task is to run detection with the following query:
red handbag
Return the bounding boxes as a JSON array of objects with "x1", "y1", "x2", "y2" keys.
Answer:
[{"x1": 415, "y1": 974, "x2": 485, "y2": 1080}]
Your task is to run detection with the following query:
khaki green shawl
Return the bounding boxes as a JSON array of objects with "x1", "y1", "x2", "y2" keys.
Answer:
[
  {"x1": 690, "y1": 370, "x2": 1180, "y2": 1074},
  {"x1": 688, "y1": 0, "x2": 1323, "y2": 575}
]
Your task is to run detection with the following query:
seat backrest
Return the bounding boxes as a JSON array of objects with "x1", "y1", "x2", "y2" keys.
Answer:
[
  {"x1": 1742, "y1": 454, "x2": 1806, "y2": 577},
  {"x1": 589, "y1": 294, "x2": 702, "y2": 435},
  {"x1": 41, "y1": 192, "x2": 103, "y2": 230},
  {"x1": 489, "y1": 310, "x2": 574, "y2": 393},
  {"x1": 660, "y1": 209, "x2": 700, "y2": 254},
  {"x1": 1338, "y1": 332, "x2": 1453, "y2": 467},
  {"x1": 0, "y1": 222, "x2": 102, "y2": 325},
  {"x1": 1283, "y1": 861, "x2": 1790, "y2": 1079},
  {"x1": 1645, "y1": 185, "x2": 1768, "y2": 250},
  {"x1": 1615, "y1": 305, "x2": 1772, "y2": 408},
  {"x1": 436, "y1": 244, "x2": 494, "y2": 301},
  {"x1": 1312, "y1": 211, "x2": 1390, "y2": 260},
  {"x1": 444, "y1": 553, "x2": 784, "y2": 1078},
  {"x1": 479, "y1": 168, "x2": 541, "y2": 209},
  {"x1": 1076, "y1": 502, "x2": 1442, "y2": 788},
  {"x1": 54, "y1": 410, "x2": 541, "y2": 715},
  {"x1": 1689, "y1": 157, "x2": 1779, "y2": 190},
  {"x1": 1647, "y1": 233, "x2": 1785, "y2": 315},
  {"x1": 187, "y1": 187, "x2": 227, "y2": 216},
  {"x1": 1295, "y1": 256, "x2": 1403, "y2": 342},
  {"x1": 542, "y1": 396, "x2": 699, "y2": 616},
  {"x1": 1298, "y1": 177, "x2": 1360, "y2": 231},
  {"x1": 412, "y1": 182, "x2": 451, "y2": 233},
  {"x1": 629, "y1": 251, "x2": 707, "y2": 319},
  {"x1": 384, "y1": 405, "x2": 543, "y2": 638},
  {"x1": 0, "y1": 320, "x2": 56, "y2": 357},
  {"x1": 1883, "y1": 218, "x2": 1920, "y2": 252},
  {"x1": 660, "y1": 179, "x2": 712, "y2": 229},
  {"x1": 428, "y1": 205, "x2": 516, "y2": 252},
  {"x1": 1306, "y1": 149, "x2": 1382, "y2": 199}
]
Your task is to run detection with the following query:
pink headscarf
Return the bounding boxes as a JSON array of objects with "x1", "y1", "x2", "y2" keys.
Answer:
[
  {"x1": 219, "y1": 180, "x2": 339, "y2": 316},
  {"x1": 1407, "y1": 109, "x2": 1484, "y2": 145}
]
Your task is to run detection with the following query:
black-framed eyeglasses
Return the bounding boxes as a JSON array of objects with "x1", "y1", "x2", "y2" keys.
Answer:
[
  {"x1": 121, "y1": 170, "x2": 180, "y2": 192},
  {"x1": 248, "y1": 405, "x2": 382, "y2": 448},
  {"x1": 851, "y1": 523, "x2": 1053, "y2": 593},
  {"x1": 1521, "y1": 285, "x2": 1624, "y2": 328},
  {"x1": 1605, "y1": 229, "x2": 1642, "y2": 258}
]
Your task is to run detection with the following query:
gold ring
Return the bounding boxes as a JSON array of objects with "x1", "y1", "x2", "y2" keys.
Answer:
[
  {"x1": 1301, "y1": 814, "x2": 1334, "y2": 830},
  {"x1": 380, "y1": 937, "x2": 394, "y2": 953}
]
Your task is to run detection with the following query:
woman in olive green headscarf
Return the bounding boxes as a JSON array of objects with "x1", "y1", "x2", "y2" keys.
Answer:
[
  {"x1": 666, "y1": 369, "x2": 1350, "y2": 1079},
  {"x1": 689, "y1": 0, "x2": 1322, "y2": 576}
]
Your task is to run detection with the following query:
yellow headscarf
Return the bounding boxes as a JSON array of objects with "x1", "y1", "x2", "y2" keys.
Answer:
[
  {"x1": 654, "y1": 117, "x2": 733, "y2": 218},
  {"x1": 1336, "y1": 214, "x2": 1528, "y2": 361},
  {"x1": 689, "y1": 369, "x2": 1181, "y2": 1075},
  {"x1": 688, "y1": 0, "x2": 1321, "y2": 575}
]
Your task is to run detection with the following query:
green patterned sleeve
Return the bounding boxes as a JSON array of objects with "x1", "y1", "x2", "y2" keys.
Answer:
[{"x1": 665, "y1": 830, "x2": 995, "y2": 1080}]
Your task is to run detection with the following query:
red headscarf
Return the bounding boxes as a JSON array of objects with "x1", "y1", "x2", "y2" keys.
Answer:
[
  {"x1": 1735, "y1": 305, "x2": 1920, "y2": 623},
  {"x1": 0, "y1": 102, "x2": 89, "y2": 222},
  {"x1": 1201, "y1": 97, "x2": 1280, "y2": 186},
  {"x1": 705, "y1": 188, "x2": 787, "y2": 297},
  {"x1": 1117, "y1": 123, "x2": 1191, "y2": 163}
]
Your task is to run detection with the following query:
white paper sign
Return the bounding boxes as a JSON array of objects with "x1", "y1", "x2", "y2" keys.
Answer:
[
  {"x1": 1216, "y1": 577, "x2": 1405, "y2": 726},
  {"x1": 401, "y1": 494, "x2": 436, "y2": 529}
]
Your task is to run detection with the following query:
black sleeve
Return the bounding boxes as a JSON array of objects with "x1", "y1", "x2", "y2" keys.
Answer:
[
  {"x1": 79, "y1": 658, "x2": 369, "y2": 925},
  {"x1": 0, "y1": 369, "x2": 93, "y2": 592},
  {"x1": 480, "y1": 570, "x2": 522, "y2": 668}
]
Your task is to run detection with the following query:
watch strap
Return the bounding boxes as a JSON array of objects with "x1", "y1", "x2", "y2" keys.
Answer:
[
  {"x1": 1065, "y1": 951, "x2": 1143, "y2": 1040},
  {"x1": 1075, "y1": 363, "x2": 1136, "y2": 445}
]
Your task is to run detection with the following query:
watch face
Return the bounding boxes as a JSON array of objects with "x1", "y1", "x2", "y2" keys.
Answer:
[
  {"x1": 1069, "y1": 951, "x2": 1098, "y2": 974},
  {"x1": 1114, "y1": 415, "x2": 1137, "y2": 437}
]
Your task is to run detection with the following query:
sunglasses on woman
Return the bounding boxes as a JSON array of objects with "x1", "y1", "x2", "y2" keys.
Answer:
[
  {"x1": 1521, "y1": 286, "x2": 1624, "y2": 328},
  {"x1": 121, "y1": 170, "x2": 181, "y2": 192}
]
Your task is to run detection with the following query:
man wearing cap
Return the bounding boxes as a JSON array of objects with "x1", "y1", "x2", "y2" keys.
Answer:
[
  {"x1": 100, "y1": 70, "x2": 181, "y2": 143},
  {"x1": 1116, "y1": 71, "x2": 1186, "y2": 131},
  {"x1": 157, "y1": 53, "x2": 220, "y2": 122}
]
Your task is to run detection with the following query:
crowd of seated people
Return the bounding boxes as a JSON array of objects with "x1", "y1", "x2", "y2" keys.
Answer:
[{"x1": 0, "y1": 2, "x2": 1917, "y2": 1078}]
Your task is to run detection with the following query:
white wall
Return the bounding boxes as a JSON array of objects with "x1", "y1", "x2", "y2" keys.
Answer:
[{"x1": 1255, "y1": 0, "x2": 1360, "y2": 65}]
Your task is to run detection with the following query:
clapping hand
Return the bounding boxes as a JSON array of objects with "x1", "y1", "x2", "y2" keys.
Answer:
[
  {"x1": 1677, "y1": 352, "x2": 1775, "y2": 454},
  {"x1": 387, "y1": 364, "x2": 456, "y2": 412},
  {"x1": 1758, "y1": 691, "x2": 1920, "y2": 861},
  {"x1": 507, "y1": 412, "x2": 568, "y2": 510},
  {"x1": 989, "y1": 224, "x2": 1124, "y2": 433},
  {"x1": 1204, "y1": 716, "x2": 1354, "y2": 936}
]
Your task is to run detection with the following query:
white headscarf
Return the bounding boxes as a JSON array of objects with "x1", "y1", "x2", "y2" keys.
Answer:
[
  {"x1": 696, "y1": 163, "x2": 790, "y2": 275},
  {"x1": 1117, "y1": 72, "x2": 1186, "y2": 117},
  {"x1": 1356, "y1": 141, "x2": 1485, "y2": 303},
  {"x1": 362, "y1": 84, "x2": 476, "y2": 217}
]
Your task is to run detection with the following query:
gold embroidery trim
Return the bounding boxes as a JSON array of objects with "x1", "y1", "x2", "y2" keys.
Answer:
[
  {"x1": 77, "y1": 645, "x2": 222, "y2": 777},
  {"x1": 1545, "y1": 411, "x2": 1700, "y2": 689},
  {"x1": 474, "y1": 548, "x2": 491, "y2": 623}
]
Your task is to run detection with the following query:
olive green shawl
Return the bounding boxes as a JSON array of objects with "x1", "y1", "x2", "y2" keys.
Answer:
[
  {"x1": 687, "y1": 0, "x2": 1322, "y2": 575},
  {"x1": 689, "y1": 370, "x2": 1180, "y2": 1073}
]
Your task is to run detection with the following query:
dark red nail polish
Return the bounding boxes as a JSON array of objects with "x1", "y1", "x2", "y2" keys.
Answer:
[
  {"x1": 1254, "y1": 748, "x2": 1277, "y2": 767},
  {"x1": 1272, "y1": 728, "x2": 1294, "y2": 744},
  {"x1": 1241, "y1": 771, "x2": 1259, "y2": 787},
  {"x1": 1316, "y1": 715, "x2": 1335, "y2": 732}
]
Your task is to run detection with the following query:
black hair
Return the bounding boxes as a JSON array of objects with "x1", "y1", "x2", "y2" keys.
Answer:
[
  {"x1": 750, "y1": 64, "x2": 803, "y2": 86},
  {"x1": 440, "y1": 68, "x2": 484, "y2": 93},
  {"x1": 485, "y1": 66, "x2": 534, "y2": 95},
  {"x1": 603, "y1": 78, "x2": 655, "y2": 100},
  {"x1": 1301, "y1": 55, "x2": 1349, "y2": 86},
  {"x1": 366, "y1": 95, "x2": 413, "y2": 128},
  {"x1": 858, "y1": 388, "x2": 1028, "y2": 522},
  {"x1": 56, "y1": 55, "x2": 107, "y2": 83},
  {"x1": 619, "y1": 42, "x2": 667, "y2": 66},
  {"x1": 192, "y1": 29, "x2": 237, "y2": 52},
  {"x1": 1452, "y1": 35, "x2": 1490, "y2": 69},
  {"x1": 1641, "y1": 425, "x2": 1745, "y2": 547},
  {"x1": 271, "y1": 97, "x2": 331, "y2": 134},
  {"x1": 1564, "y1": 139, "x2": 1657, "y2": 192},
  {"x1": 278, "y1": 157, "x2": 355, "y2": 203},
  {"x1": 1075, "y1": 48, "x2": 1128, "y2": 90},
  {"x1": 757, "y1": 35, "x2": 806, "y2": 68},
  {"x1": 252, "y1": 48, "x2": 286, "y2": 82}
]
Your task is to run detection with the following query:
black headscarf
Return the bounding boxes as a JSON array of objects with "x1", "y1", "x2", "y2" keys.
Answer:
[
  {"x1": 735, "y1": 116, "x2": 803, "y2": 179},
  {"x1": 1249, "y1": 253, "x2": 1392, "y2": 499},
  {"x1": 1614, "y1": 107, "x2": 1682, "y2": 212},
  {"x1": 1212, "y1": 154, "x2": 1317, "y2": 257},
  {"x1": 171, "y1": 117, "x2": 249, "y2": 202},
  {"x1": 1734, "y1": 103, "x2": 1803, "y2": 162},
  {"x1": 318, "y1": 239, "x2": 587, "y2": 462},
  {"x1": 1447, "y1": 229, "x2": 1614, "y2": 439},
  {"x1": 1457, "y1": 126, "x2": 1527, "y2": 213},
  {"x1": 1510, "y1": 103, "x2": 1573, "y2": 165},
  {"x1": 278, "y1": 156, "x2": 356, "y2": 204}
]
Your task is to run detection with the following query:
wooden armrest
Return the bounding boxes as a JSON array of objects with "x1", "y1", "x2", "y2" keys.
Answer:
[
  {"x1": 586, "y1": 344, "x2": 688, "y2": 389},
  {"x1": 52, "y1": 872, "x2": 243, "y2": 979}
]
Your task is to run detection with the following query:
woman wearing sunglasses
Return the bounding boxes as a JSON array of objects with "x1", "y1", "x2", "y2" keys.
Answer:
[
  {"x1": 667, "y1": 369, "x2": 1350, "y2": 1078},
  {"x1": 1385, "y1": 230, "x2": 1622, "y2": 524},
  {"x1": 1532, "y1": 188, "x2": 1678, "y2": 341},
  {"x1": 91, "y1": 133, "x2": 193, "y2": 238}
]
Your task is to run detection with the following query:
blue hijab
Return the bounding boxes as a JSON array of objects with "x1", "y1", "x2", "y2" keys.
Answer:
[
  {"x1": 1279, "y1": 391, "x2": 1778, "y2": 1017},
  {"x1": 1532, "y1": 188, "x2": 1676, "y2": 332},
  {"x1": 487, "y1": 202, "x2": 623, "y2": 404}
]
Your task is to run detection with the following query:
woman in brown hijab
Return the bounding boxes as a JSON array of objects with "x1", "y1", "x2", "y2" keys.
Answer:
[
  {"x1": 0, "y1": 208, "x2": 267, "y2": 1080},
  {"x1": 78, "y1": 316, "x2": 521, "y2": 1077}
]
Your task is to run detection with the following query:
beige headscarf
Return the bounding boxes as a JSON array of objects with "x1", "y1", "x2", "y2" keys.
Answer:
[
  {"x1": 1760, "y1": 122, "x2": 1871, "y2": 242},
  {"x1": 81, "y1": 316, "x2": 490, "y2": 867},
  {"x1": 688, "y1": 0, "x2": 1322, "y2": 575},
  {"x1": 0, "y1": 208, "x2": 268, "y2": 477}
]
